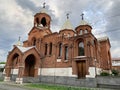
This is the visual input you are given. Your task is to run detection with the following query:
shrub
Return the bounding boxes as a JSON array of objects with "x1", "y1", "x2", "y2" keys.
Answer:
[
  {"x1": 0, "y1": 68, "x2": 4, "y2": 72},
  {"x1": 100, "y1": 71, "x2": 109, "y2": 76},
  {"x1": 112, "y1": 69, "x2": 119, "y2": 76},
  {"x1": 0, "y1": 62, "x2": 6, "y2": 64}
]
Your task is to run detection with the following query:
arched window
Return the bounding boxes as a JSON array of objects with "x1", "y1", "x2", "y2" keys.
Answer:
[
  {"x1": 59, "y1": 43, "x2": 62, "y2": 57},
  {"x1": 32, "y1": 38, "x2": 36, "y2": 46},
  {"x1": 78, "y1": 42, "x2": 84, "y2": 56},
  {"x1": 64, "y1": 46, "x2": 68, "y2": 60},
  {"x1": 45, "y1": 44, "x2": 48, "y2": 55},
  {"x1": 80, "y1": 30, "x2": 83, "y2": 35},
  {"x1": 84, "y1": 29, "x2": 88, "y2": 34},
  {"x1": 49, "y1": 43, "x2": 52, "y2": 55},
  {"x1": 68, "y1": 33, "x2": 70, "y2": 37},
  {"x1": 41, "y1": 17, "x2": 46, "y2": 27}
]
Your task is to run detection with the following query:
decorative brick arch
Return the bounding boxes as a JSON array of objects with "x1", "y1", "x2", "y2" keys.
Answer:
[
  {"x1": 8, "y1": 53, "x2": 20, "y2": 67},
  {"x1": 74, "y1": 38, "x2": 84, "y2": 57},
  {"x1": 24, "y1": 54, "x2": 36, "y2": 77},
  {"x1": 22, "y1": 48, "x2": 41, "y2": 77},
  {"x1": 5, "y1": 47, "x2": 22, "y2": 78},
  {"x1": 73, "y1": 38, "x2": 88, "y2": 78}
]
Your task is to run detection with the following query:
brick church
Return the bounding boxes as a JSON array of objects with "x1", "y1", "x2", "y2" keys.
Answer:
[{"x1": 4, "y1": 3, "x2": 112, "y2": 84}]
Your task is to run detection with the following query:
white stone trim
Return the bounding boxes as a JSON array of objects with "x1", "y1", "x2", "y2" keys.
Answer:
[
  {"x1": 38, "y1": 67, "x2": 77, "y2": 77},
  {"x1": 96, "y1": 68, "x2": 102, "y2": 75},
  {"x1": 16, "y1": 78, "x2": 23, "y2": 84},
  {"x1": 4, "y1": 77, "x2": 10, "y2": 82},
  {"x1": 11, "y1": 69, "x2": 18, "y2": 74},
  {"x1": 3, "y1": 69, "x2": 6, "y2": 74},
  {"x1": 86, "y1": 67, "x2": 102, "y2": 78},
  {"x1": 86, "y1": 67, "x2": 96, "y2": 78},
  {"x1": 3, "y1": 69, "x2": 20, "y2": 75},
  {"x1": 64, "y1": 60, "x2": 68, "y2": 62},
  {"x1": 57, "y1": 59, "x2": 61, "y2": 62}
]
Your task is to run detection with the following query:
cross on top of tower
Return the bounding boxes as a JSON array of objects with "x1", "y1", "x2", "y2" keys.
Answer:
[
  {"x1": 16, "y1": 36, "x2": 22, "y2": 46},
  {"x1": 81, "y1": 13, "x2": 84, "y2": 20},
  {"x1": 66, "y1": 13, "x2": 69, "y2": 19},
  {"x1": 18, "y1": 36, "x2": 21, "y2": 41},
  {"x1": 43, "y1": 2, "x2": 46, "y2": 8}
]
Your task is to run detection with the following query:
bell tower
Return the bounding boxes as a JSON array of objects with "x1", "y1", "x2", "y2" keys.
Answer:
[
  {"x1": 34, "y1": 2, "x2": 51, "y2": 32},
  {"x1": 75, "y1": 13, "x2": 92, "y2": 35}
]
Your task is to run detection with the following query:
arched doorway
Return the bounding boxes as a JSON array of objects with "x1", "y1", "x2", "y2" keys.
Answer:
[{"x1": 24, "y1": 54, "x2": 35, "y2": 77}]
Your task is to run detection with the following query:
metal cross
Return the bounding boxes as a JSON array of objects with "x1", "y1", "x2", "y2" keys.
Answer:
[
  {"x1": 43, "y1": 2, "x2": 46, "y2": 8},
  {"x1": 19, "y1": 36, "x2": 21, "y2": 41},
  {"x1": 81, "y1": 13, "x2": 84, "y2": 20},
  {"x1": 66, "y1": 13, "x2": 69, "y2": 19}
]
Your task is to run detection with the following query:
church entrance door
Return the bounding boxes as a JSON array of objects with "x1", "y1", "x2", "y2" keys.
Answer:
[
  {"x1": 24, "y1": 54, "x2": 35, "y2": 77},
  {"x1": 77, "y1": 60, "x2": 86, "y2": 78}
]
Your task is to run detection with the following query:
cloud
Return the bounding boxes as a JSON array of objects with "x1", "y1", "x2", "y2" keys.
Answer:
[
  {"x1": 0, "y1": 0, "x2": 120, "y2": 62},
  {"x1": 0, "y1": 0, "x2": 33, "y2": 39},
  {"x1": 15, "y1": 0, "x2": 38, "y2": 13},
  {"x1": 0, "y1": 49, "x2": 7, "y2": 62},
  {"x1": 0, "y1": 0, "x2": 33, "y2": 61},
  {"x1": 104, "y1": 0, "x2": 120, "y2": 58}
]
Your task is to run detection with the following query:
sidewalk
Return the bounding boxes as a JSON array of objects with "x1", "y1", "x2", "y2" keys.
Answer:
[{"x1": 0, "y1": 81, "x2": 118, "y2": 90}]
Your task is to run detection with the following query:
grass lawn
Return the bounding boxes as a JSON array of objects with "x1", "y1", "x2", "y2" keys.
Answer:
[{"x1": 25, "y1": 83, "x2": 95, "y2": 90}]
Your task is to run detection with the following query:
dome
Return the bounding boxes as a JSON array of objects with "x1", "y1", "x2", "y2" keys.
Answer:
[
  {"x1": 16, "y1": 40, "x2": 22, "y2": 46},
  {"x1": 61, "y1": 19, "x2": 73, "y2": 30},
  {"x1": 40, "y1": 8, "x2": 48, "y2": 14},
  {"x1": 79, "y1": 13, "x2": 91, "y2": 26},
  {"x1": 79, "y1": 20, "x2": 90, "y2": 26},
  {"x1": 40, "y1": 2, "x2": 48, "y2": 14},
  {"x1": 15, "y1": 37, "x2": 22, "y2": 46}
]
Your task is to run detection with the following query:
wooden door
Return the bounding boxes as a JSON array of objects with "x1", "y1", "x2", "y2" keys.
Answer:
[
  {"x1": 29, "y1": 65, "x2": 34, "y2": 77},
  {"x1": 77, "y1": 61, "x2": 86, "y2": 78}
]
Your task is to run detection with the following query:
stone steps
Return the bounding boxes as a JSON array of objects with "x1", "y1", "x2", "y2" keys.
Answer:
[{"x1": 97, "y1": 84, "x2": 120, "y2": 89}]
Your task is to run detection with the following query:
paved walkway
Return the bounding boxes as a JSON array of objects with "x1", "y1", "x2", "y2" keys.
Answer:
[
  {"x1": 0, "y1": 82, "x2": 26, "y2": 90},
  {"x1": 0, "y1": 82, "x2": 118, "y2": 90},
  {"x1": 0, "y1": 82, "x2": 42, "y2": 90}
]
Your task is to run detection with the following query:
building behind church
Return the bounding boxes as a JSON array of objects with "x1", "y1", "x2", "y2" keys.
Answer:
[{"x1": 4, "y1": 3, "x2": 112, "y2": 84}]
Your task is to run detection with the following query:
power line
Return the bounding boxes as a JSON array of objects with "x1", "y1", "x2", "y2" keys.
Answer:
[
  {"x1": 94, "y1": 27, "x2": 120, "y2": 35},
  {"x1": 91, "y1": 13, "x2": 120, "y2": 26}
]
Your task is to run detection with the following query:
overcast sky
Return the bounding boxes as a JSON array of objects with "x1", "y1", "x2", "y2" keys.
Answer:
[{"x1": 0, "y1": 0, "x2": 120, "y2": 62}]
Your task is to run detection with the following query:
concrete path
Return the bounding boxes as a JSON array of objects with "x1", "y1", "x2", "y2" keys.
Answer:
[
  {"x1": 0, "y1": 82, "x2": 27, "y2": 90},
  {"x1": 0, "y1": 82, "x2": 118, "y2": 90},
  {"x1": 0, "y1": 82, "x2": 42, "y2": 90}
]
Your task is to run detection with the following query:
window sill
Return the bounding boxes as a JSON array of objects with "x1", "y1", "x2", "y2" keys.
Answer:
[
  {"x1": 64, "y1": 60, "x2": 68, "y2": 62},
  {"x1": 57, "y1": 59, "x2": 61, "y2": 62},
  {"x1": 57, "y1": 56, "x2": 61, "y2": 59}
]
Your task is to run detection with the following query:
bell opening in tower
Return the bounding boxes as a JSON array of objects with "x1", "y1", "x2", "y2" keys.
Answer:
[{"x1": 41, "y1": 17, "x2": 46, "y2": 27}]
